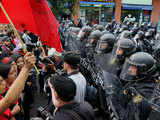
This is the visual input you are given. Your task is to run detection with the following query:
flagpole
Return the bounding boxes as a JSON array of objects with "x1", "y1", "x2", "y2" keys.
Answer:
[{"x1": 0, "y1": 2, "x2": 40, "y2": 74}]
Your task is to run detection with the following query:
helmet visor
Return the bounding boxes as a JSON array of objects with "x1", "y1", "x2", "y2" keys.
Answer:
[{"x1": 120, "y1": 59, "x2": 138, "y2": 81}]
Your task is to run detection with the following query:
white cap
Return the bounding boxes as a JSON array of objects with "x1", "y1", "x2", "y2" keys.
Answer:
[{"x1": 48, "y1": 48, "x2": 62, "y2": 57}]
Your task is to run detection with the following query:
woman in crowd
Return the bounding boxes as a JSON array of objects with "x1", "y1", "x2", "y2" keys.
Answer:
[
  {"x1": 0, "y1": 52, "x2": 35, "y2": 119},
  {"x1": 0, "y1": 55, "x2": 22, "y2": 120},
  {"x1": 0, "y1": 76, "x2": 15, "y2": 120}
]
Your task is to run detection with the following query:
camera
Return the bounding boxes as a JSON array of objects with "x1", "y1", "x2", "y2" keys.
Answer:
[
  {"x1": 43, "y1": 70, "x2": 66, "y2": 95},
  {"x1": 37, "y1": 105, "x2": 54, "y2": 120},
  {"x1": 39, "y1": 56, "x2": 55, "y2": 65}
]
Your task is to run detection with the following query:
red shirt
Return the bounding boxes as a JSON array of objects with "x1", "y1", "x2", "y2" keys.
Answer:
[
  {"x1": 11, "y1": 39, "x2": 16, "y2": 46},
  {"x1": 0, "y1": 95, "x2": 12, "y2": 120}
]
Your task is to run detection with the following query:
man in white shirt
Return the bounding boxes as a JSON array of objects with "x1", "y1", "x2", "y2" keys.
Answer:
[
  {"x1": 63, "y1": 52, "x2": 86, "y2": 103},
  {"x1": 22, "y1": 30, "x2": 32, "y2": 45}
]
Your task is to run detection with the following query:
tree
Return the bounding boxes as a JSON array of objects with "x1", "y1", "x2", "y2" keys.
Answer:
[{"x1": 48, "y1": 0, "x2": 77, "y2": 18}]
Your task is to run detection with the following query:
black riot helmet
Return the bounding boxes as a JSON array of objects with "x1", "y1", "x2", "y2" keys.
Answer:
[
  {"x1": 116, "y1": 38, "x2": 136, "y2": 58},
  {"x1": 120, "y1": 52, "x2": 157, "y2": 81},
  {"x1": 119, "y1": 30, "x2": 131, "y2": 39},
  {"x1": 130, "y1": 26, "x2": 139, "y2": 36},
  {"x1": 140, "y1": 22, "x2": 148, "y2": 31},
  {"x1": 88, "y1": 30, "x2": 102, "y2": 47},
  {"x1": 102, "y1": 30, "x2": 110, "y2": 35},
  {"x1": 77, "y1": 26, "x2": 92, "y2": 39},
  {"x1": 136, "y1": 31, "x2": 145, "y2": 40},
  {"x1": 92, "y1": 24, "x2": 98, "y2": 30},
  {"x1": 145, "y1": 29, "x2": 155, "y2": 39},
  {"x1": 96, "y1": 25, "x2": 105, "y2": 31},
  {"x1": 107, "y1": 39, "x2": 137, "y2": 71},
  {"x1": 119, "y1": 25, "x2": 128, "y2": 33},
  {"x1": 96, "y1": 33, "x2": 115, "y2": 54}
]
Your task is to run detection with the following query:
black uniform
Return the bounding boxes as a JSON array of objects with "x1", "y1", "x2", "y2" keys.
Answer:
[
  {"x1": 94, "y1": 33, "x2": 116, "y2": 73},
  {"x1": 119, "y1": 52, "x2": 159, "y2": 120},
  {"x1": 106, "y1": 38, "x2": 136, "y2": 77}
]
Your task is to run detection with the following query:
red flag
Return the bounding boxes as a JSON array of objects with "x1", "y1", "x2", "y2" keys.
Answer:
[{"x1": 0, "y1": 0, "x2": 62, "y2": 52}]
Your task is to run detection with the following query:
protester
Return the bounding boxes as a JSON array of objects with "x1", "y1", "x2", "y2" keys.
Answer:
[
  {"x1": 0, "y1": 52, "x2": 35, "y2": 116},
  {"x1": 63, "y1": 52, "x2": 86, "y2": 103},
  {"x1": 48, "y1": 75, "x2": 95, "y2": 120},
  {"x1": 0, "y1": 62, "x2": 21, "y2": 119}
]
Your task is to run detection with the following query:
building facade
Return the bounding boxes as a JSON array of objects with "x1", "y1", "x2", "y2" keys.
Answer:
[
  {"x1": 78, "y1": 0, "x2": 160, "y2": 26},
  {"x1": 79, "y1": 0, "x2": 115, "y2": 25},
  {"x1": 121, "y1": 0, "x2": 152, "y2": 23}
]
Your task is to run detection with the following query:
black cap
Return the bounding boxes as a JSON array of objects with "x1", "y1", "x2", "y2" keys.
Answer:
[
  {"x1": 50, "y1": 75, "x2": 76, "y2": 102},
  {"x1": 63, "y1": 52, "x2": 80, "y2": 68}
]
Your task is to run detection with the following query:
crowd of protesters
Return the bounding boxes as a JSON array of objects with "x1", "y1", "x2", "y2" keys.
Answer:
[
  {"x1": 0, "y1": 23, "x2": 95, "y2": 120},
  {"x1": 0, "y1": 15, "x2": 160, "y2": 120}
]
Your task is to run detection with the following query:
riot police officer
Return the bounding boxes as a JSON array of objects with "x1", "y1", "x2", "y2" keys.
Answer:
[
  {"x1": 108, "y1": 38, "x2": 137, "y2": 77},
  {"x1": 140, "y1": 22, "x2": 148, "y2": 31},
  {"x1": 130, "y1": 26, "x2": 139, "y2": 38},
  {"x1": 77, "y1": 26, "x2": 92, "y2": 42},
  {"x1": 135, "y1": 31, "x2": 153, "y2": 53},
  {"x1": 95, "y1": 25, "x2": 105, "y2": 32},
  {"x1": 77, "y1": 26, "x2": 92, "y2": 57},
  {"x1": 95, "y1": 33, "x2": 115, "y2": 71},
  {"x1": 87, "y1": 30, "x2": 102, "y2": 48},
  {"x1": 82, "y1": 30, "x2": 102, "y2": 59},
  {"x1": 118, "y1": 30, "x2": 132, "y2": 40},
  {"x1": 145, "y1": 29, "x2": 156, "y2": 49},
  {"x1": 119, "y1": 52, "x2": 159, "y2": 120},
  {"x1": 64, "y1": 27, "x2": 80, "y2": 51}
]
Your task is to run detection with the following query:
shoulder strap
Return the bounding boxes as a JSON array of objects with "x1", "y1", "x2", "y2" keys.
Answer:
[{"x1": 63, "y1": 109, "x2": 82, "y2": 120}]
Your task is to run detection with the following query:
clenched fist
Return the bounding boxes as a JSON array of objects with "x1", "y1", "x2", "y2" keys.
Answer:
[{"x1": 24, "y1": 52, "x2": 36, "y2": 69}]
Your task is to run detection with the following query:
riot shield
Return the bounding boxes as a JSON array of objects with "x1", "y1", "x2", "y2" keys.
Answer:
[
  {"x1": 149, "y1": 81, "x2": 160, "y2": 113},
  {"x1": 101, "y1": 42, "x2": 122, "y2": 76},
  {"x1": 103, "y1": 70, "x2": 122, "y2": 95},
  {"x1": 94, "y1": 53, "x2": 119, "y2": 75},
  {"x1": 102, "y1": 70, "x2": 125, "y2": 119}
]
